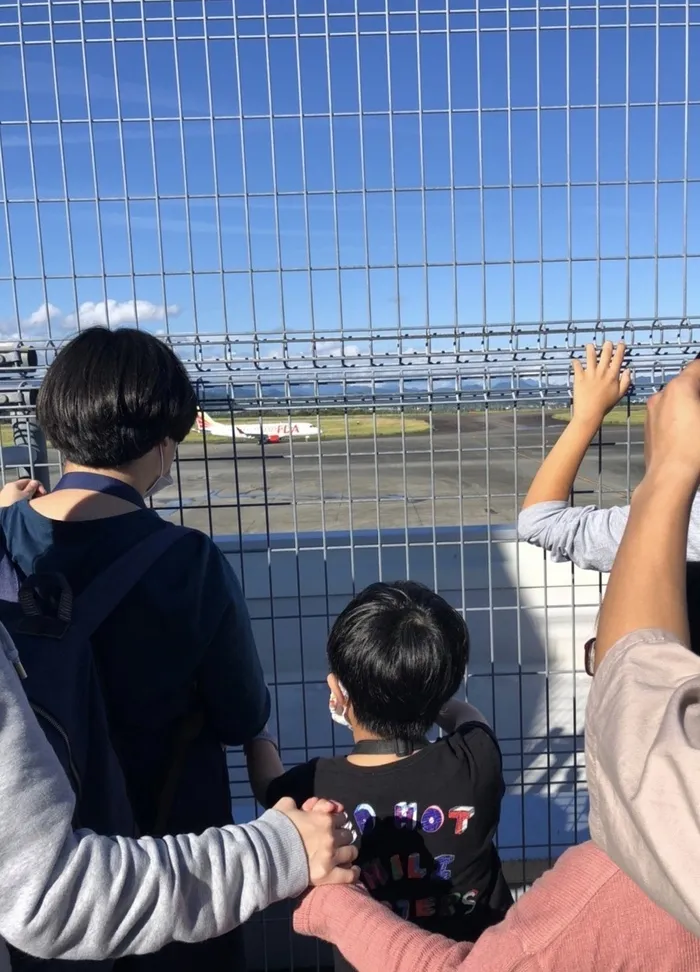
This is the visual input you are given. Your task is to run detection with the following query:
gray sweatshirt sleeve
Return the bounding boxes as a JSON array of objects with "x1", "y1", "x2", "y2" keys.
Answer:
[
  {"x1": 0, "y1": 640, "x2": 308, "y2": 961},
  {"x1": 518, "y1": 497, "x2": 700, "y2": 573}
]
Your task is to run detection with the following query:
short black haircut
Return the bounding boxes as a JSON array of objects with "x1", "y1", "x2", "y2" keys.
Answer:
[
  {"x1": 327, "y1": 580, "x2": 469, "y2": 741},
  {"x1": 37, "y1": 327, "x2": 197, "y2": 468}
]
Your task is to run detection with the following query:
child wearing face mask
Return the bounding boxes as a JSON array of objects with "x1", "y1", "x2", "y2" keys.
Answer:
[{"x1": 245, "y1": 581, "x2": 512, "y2": 972}]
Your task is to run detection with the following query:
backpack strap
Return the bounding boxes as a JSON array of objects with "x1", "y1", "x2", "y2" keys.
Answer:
[
  {"x1": 72, "y1": 524, "x2": 191, "y2": 638},
  {"x1": 72, "y1": 523, "x2": 207, "y2": 835},
  {"x1": 4, "y1": 522, "x2": 207, "y2": 839},
  {"x1": 0, "y1": 528, "x2": 20, "y2": 604}
]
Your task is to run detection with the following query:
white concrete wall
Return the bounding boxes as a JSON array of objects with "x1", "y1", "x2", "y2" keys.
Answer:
[{"x1": 218, "y1": 525, "x2": 606, "y2": 863}]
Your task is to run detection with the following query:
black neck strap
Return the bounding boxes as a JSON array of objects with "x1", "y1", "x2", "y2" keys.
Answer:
[
  {"x1": 352, "y1": 737, "x2": 429, "y2": 757},
  {"x1": 54, "y1": 472, "x2": 146, "y2": 509}
]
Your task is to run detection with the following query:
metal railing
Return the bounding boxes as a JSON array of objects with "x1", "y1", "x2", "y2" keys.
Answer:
[
  {"x1": 0, "y1": 2, "x2": 698, "y2": 369},
  {"x1": 1, "y1": 1, "x2": 699, "y2": 966}
]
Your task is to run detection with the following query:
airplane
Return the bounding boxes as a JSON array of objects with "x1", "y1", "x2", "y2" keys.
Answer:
[{"x1": 193, "y1": 411, "x2": 321, "y2": 445}]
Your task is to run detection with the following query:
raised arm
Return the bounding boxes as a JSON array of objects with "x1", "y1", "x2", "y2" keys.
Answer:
[
  {"x1": 587, "y1": 363, "x2": 700, "y2": 936},
  {"x1": 522, "y1": 342, "x2": 631, "y2": 509},
  {"x1": 518, "y1": 344, "x2": 633, "y2": 572},
  {"x1": 594, "y1": 383, "x2": 696, "y2": 665}
]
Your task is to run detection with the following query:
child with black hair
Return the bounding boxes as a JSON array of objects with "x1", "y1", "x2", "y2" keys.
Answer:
[{"x1": 246, "y1": 581, "x2": 513, "y2": 971}]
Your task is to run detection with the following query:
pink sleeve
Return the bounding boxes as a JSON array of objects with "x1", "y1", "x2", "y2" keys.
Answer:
[
  {"x1": 292, "y1": 845, "x2": 644, "y2": 972},
  {"x1": 293, "y1": 886, "x2": 475, "y2": 972}
]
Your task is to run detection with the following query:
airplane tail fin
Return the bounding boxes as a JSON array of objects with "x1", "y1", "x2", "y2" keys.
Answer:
[{"x1": 194, "y1": 411, "x2": 215, "y2": 433}]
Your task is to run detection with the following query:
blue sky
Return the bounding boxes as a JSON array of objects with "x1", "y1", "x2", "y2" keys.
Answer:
[{"x1": 1, "y1": 0, "x2": 700, "y2": 366}]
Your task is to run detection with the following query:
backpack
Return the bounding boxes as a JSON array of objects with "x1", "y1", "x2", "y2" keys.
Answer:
[{"x1": 0, "y1": 525, "x2": 194, "y2": 970}]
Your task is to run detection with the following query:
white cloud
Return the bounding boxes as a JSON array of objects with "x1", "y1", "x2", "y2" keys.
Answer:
[
  {"x1": 0, "y1": 299, "x2": 181, "y2": 343},
  {"x1": 400, "y1": 347, "x2": 430, "y2": 364},
  {"x1": 65, "y1": 300, "x2": 180, "y2": 328},
  {"x1": 23, "y1": 302, "x2": 63, "y2": 328},
  {"x1": 315, "y1": 341, "x2": 361, "y2": 358}
]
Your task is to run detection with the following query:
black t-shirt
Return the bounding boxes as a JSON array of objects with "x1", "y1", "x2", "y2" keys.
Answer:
[
  {"x1": 0, "y1": 501, "x2": 270, "y2": 836},
  {"x1": 267, "y1": 722, "x2": 514, "y2": 972}
]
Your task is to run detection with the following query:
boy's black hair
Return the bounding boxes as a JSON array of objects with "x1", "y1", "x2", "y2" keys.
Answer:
[
  {"x1": 327, "y1": 580, "x2": 469, "y2": 741},
  {"x1": 37, "y1": 327, "x2": 197, "y2": 468}
]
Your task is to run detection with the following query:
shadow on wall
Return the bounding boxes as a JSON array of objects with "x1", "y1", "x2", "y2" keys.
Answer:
[{"x1": 218, "y1": 524, "x2": 601, "y2": 969}]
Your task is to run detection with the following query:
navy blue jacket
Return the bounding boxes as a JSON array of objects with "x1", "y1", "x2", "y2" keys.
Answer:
[{"x1": 0, "y1": 501, "x2": 269, "y2": 835}]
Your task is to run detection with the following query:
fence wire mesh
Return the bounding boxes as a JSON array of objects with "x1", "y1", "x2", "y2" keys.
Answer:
[{"x1": 1, "y1": 1, "x2": 698, "y2": 968}]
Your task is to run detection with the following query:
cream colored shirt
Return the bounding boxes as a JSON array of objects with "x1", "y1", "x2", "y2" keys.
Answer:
[{"x1": 586, "y1": 629, "x2": 700, "y2": 937}]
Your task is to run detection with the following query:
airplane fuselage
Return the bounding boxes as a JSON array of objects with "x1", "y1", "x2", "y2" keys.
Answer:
[{"x1": 194, "y1": 413, "x2": 320, "y2": 443}]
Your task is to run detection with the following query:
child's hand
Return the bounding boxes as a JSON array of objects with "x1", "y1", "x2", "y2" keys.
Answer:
[
  {"x1": 572, "y1": 342, "x2": 632, "y2": 428},
  {"x1": 0, "y1": 479, "x2": 46, "y2": 507},
  {"x1": 273, "y1": 797, "x2": 359, "y2": 887},
  {"x1": 301, "y1": 797, "x2": 344, "y2": 814},
  {"x1": 302, "y1": 797, "x2": 359, "y2": 845}
]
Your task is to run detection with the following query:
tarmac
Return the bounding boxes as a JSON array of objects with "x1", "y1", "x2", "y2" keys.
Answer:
[{"x1": 153, "y1": 411, "x2": 646, "y2": 536}]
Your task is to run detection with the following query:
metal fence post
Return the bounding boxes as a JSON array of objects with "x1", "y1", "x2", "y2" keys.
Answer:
[{"x1": 0, "y1": 344, "x2": 50, "y2": 492}]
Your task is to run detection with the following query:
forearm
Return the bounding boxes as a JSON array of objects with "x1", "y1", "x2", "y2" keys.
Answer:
[
  {"x1": 6, "y1": 812, "x2": 307, "y2": 961},
  {"x1": 595, "y1": 470, "x2": 695, "y2": 668},
  {"x1": 294, "y1": 886, "x2": 473, "y2": 972},
  {"x1": 436, "y1": 699, "x2": 488, "y2": 732},
  {"x1": 0, "y1": 642, "x2": 308, "y2": 959},
  {"x1": 522, "y1": 416, "x2": 599, "y2": 508},
  {"x1": 245, "y1": 736, "x2": 285, "y2": 807}
]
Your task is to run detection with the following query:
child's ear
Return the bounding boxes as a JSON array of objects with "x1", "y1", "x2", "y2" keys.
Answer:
[{"x1": 327, "y1": 672, "x2": 343, "y2": 701}]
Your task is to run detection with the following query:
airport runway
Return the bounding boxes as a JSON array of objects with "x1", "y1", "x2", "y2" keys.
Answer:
[{"x1": 153, "y1": 412, "x2": 646, "y2": 536}]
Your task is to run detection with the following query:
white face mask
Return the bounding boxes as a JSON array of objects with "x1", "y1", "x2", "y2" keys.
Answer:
[
  {"x1": 144, "y1": 445, "x2": 174, "y2": 499},
  {"x1": 329, "y1": 681, "x2": 352, "y2": 730}
]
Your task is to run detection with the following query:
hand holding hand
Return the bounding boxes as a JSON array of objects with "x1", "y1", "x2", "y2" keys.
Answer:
[
  {"x1": 0, "y1": 479, "x2": 46, "y2": 507},
  {"x1": 273, "y1": 797, "x2": 359, "y2": 887},
  {"x1": 572, "y1": 342, "x2": 632, "y2": 428}
]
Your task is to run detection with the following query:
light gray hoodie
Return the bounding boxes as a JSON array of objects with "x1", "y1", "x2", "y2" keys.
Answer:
[
  {"x1": 518, "y1": 497, "x2": 700, "y2": 572},
  {"x1": 0, "y1": 630, "x2": 307, "y2": 961}
]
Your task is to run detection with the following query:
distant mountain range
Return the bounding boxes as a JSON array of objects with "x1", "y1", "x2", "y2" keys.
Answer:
[
  {"x1": 192, "y1": 376, "x2": 588, "y2": 413},
  {"x1": 195, "y1": 375, "x2": 550, "y2": 403}
]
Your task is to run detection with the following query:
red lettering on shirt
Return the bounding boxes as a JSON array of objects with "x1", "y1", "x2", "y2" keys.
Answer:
[{"x1": 448, "y1": 805, "x2": 475, "y2": 835}]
